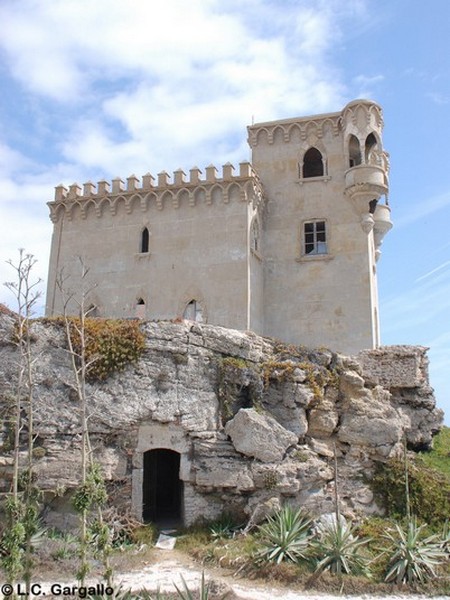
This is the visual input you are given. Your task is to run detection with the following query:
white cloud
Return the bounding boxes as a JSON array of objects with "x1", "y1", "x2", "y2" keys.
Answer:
[{"x1": 0, "y1": 0, "x2": 370, "y2": 308}]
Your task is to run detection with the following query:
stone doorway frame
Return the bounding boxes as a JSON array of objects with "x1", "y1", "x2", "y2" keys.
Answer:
[{"x1": 131, "y1": 423, "x2": 191, "y2": 523}]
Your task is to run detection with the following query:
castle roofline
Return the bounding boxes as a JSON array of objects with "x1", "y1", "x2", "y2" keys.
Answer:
[{"x1": 248, "y1": 98, "x2": 382, "y2": 131}]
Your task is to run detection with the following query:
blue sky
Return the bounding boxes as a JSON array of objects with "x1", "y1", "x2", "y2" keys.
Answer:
[{"x1": 0, "y1": 0, "x2": 449, "y2": 424}]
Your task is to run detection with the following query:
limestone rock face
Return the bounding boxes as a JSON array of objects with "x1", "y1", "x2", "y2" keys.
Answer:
[
  {"x1": 225, "y1": 409, "x2": 298, "y2": 462},
  {"x1": 0, "y1": 315, "x2": 443, "y2": 527}
]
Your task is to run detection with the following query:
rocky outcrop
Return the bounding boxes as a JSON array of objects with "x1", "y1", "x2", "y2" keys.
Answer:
[{"x1": 0, "y1": 314, "x2": 444, "y2": 527}]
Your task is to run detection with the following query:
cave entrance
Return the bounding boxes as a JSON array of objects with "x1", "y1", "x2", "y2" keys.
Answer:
[{"x1": 142, "y1": 449, "x2": 183, "y2": 526}]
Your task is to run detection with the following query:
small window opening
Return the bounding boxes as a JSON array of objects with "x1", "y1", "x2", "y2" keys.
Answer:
[
  {"x1": 141, "y1": 227, "x2": 149, "y2": 253},
  {"x1": 365, "y1": 133, "x2": 378, "y2": 163},
  {"x1": 304, "y1": 221, "x2": 327, "y2": 255},
  {"x1": 135, "y1": 298, "x2": 146, "y2": 319},
  {"x1": 87, "y1": 304, "x2": 98, "y2": 317},
  {"x1": 251, "y1": 220, "x2": 260, "y2": 253},
  {"x1": 348, "y1": 135, "x2": 361, "y2": 167},
  {"x1": 183, "y1": 299, "x2": 203, "y2": 322},
  {"x1": 303, "y1": 147, "x2": 324, "y2": 178}
]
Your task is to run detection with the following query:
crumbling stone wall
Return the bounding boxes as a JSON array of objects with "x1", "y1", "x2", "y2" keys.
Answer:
[{"x1": 0, "y1": 314, "x2": 443, "y2": 529}]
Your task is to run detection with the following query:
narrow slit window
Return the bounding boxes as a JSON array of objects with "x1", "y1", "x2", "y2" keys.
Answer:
[
  {"x1": 348, "y1": 135, "x2": 361, "y2": 167},
  {"x1": 304, "y1": 221, "x2": 327, "y2": 255},
  {"x1": 141, "y1": 227, "x2": 149, "y2": 253},
  {"x1": 251, "y1": 219, "x2": 260, "y2": 253}
]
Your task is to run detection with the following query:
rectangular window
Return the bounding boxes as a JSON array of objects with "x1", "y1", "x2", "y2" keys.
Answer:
[{"x1": 304, "y1": 221, "x2": 327, "y2": 255}]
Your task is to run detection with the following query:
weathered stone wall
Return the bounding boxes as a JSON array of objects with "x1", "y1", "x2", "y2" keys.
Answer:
[{"x1": 0, "y1": 314, "x2": 443, "y2": 529}]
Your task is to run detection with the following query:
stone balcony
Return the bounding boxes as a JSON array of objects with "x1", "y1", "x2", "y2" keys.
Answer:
[{"x1": 345, "y1": 165, "x2": 389, "y2": 216}]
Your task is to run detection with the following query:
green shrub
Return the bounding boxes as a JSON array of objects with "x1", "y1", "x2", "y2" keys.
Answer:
[
  {"x1": 66, "y1": 317, "x2": 146, "y2": 381},
  {"x1": 420, "y1": 426, "x2": 450, "y2": 478},
  {"x1": 370, "y1": 457, "x2": 450, "y2": 525}
]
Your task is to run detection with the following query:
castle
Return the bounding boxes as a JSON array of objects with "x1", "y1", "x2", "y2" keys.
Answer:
[{"x1": 46, "y1": 99, "x2": 393, "y2": 355}]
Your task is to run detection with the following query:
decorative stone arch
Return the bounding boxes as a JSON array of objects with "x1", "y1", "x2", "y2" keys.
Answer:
[
  {"x1": 110, "y1": 195, "x2": 127, "y2": 216},
  {"x1": 132, "y1": 423, "x2": 192, "y2": 525},
  {"x1": 299, "y1": 141, "x2": 327, "y2": 179},
  {"x1": 255, "y1": 127, "x2": 270, "y2": 145},
  {"x1": 364, "y1": 131, "x2": 381, "y2": 164},
  {"x1": 68, "y1": 201, "x2": 85, "y2": 221},
  {"x1": 272, "y1": 125, "x2": 285, "y2": 145},
  {"x1": 128, "y1": 193, "x2": 143, "y2": 214},
  {"x1": 52, "y1": 204, "x2": 66, "y2": 223},
  {"x1": 287, "y1": 122, "x2": 302, "y2": 143},
  {"x1": 159, "y1": 190, "x2": 173, "y2": 210},
  {"x1": 347, "y1": 134, "x2": 362, "y2": 168},
  {"x1": 144, "y1": 192, "x2": 157, "y2": 211},
  {"x1": 83, "y1": 199, "x2": 97, "y2": 219},
  {"x1": 322, "y1": 117, "x2": 339, "y2": 138},
  {"x1": 97, "y1": 196, "x2": 111, "y2": 218},
  {"x1": 227, "y1": 182, "x2": 242, "y2": 203},
  {"x1": 194, "y1": 186, "x2": 207, "y2": 205},
  {"x1": 210, "y1": 184, "x2": 224, "y2": 205},
  {"x1": 176, "y1": 187, "x2": 191, "y2": 208}
]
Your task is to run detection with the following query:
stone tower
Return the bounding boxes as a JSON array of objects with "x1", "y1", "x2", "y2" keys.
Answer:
[
  {"x1": 248, "y1": 99, "x2": 392, "y2": 353},
  {"x1": 46, "y1": 99, "x2": 392, "y2": 354}
]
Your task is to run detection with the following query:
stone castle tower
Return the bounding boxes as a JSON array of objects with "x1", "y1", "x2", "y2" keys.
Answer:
[{"x1": 46, "y1": 99, "x2": 393, "y2": 355}]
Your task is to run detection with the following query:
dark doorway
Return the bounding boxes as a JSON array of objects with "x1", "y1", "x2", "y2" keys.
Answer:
[{"x1": 142, "y1": 449, "x2": 183, "y2": 525}]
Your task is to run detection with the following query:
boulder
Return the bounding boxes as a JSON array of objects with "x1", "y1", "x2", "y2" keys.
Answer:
[{"x1": 225, "y1": 408, "x2": 298, "y2": 462}]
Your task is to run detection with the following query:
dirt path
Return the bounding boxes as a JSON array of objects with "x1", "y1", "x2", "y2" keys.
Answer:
[{"x1": 34, "y1": 549, "x2": 448, "y2": 600}]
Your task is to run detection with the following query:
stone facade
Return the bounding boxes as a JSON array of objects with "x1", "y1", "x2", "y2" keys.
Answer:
[
  {"x1": 45, "y1": 99, "x2": 392, "y2": 355},
  {"x1": 0, "y1": 314, "x2": 442, "y2": 529}
]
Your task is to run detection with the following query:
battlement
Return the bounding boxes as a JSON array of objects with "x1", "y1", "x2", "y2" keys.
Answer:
[{"x1": 48, "y1": 162, "x2": 265, "y2": 222}]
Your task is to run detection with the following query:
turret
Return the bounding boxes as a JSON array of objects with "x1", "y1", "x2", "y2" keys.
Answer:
[{"x1": 342, "y1": 100, "x2": 391, "y2": 240}]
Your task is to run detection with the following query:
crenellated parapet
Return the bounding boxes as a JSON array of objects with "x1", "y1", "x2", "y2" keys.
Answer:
[{"x1": 48, "y1": 162, "x2": 265, "y2": 222}]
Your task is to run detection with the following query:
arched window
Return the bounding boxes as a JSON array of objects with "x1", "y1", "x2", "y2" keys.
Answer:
[
  {"x1": 303, "y1": 148, "x2": 324, "y2": 178},
  {"x1": 135, "y1": 298, "x2": 146, "y2": 319},
  {"x1": 365, "y1": 132, "x2": 378, "y2": 163},
  {"x1": 348, "y1": 135, "x2": 361, "y2": 167},
  {"x1": 183, "y1": 299, "x2": 203, "y2": 322},
  {"x1": 141, "y1": 227, "x2": 149, "y2": 253}
]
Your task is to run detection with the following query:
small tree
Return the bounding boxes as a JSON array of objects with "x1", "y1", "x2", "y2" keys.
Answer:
[
  {"x1": 2, "y1": 249, "x2": 42, "y2": 594},
  {"x1": 56, "y1": 259, "x2": 113, "y2": 585}
]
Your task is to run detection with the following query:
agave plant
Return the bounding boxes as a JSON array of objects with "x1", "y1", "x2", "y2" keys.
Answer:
[
  {"x1": 255, "y1": 505, "x2": 313, "y2": 564},
  {"x1": 441, "y1": 519, "x2": 450, "y2": 553},
  {"x1": 209, "y1": 513, "x2": 237, "y2": 540},
  {"x1": 313, "y1": 516, "x2": 371, "y2": 576},
  {"x1": 383, "y1": 517, "x2": 447, "y2": 585},
  {"x1": 173, "y1": 571, "x2": 229, "y2": 600}
]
